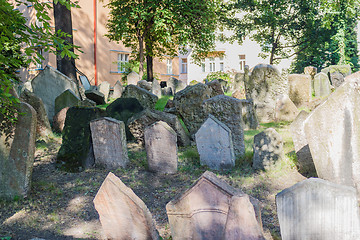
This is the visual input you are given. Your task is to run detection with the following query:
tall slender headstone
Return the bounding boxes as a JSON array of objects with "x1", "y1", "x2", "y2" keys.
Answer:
[
  {"x1": 98, "y1": 81, "x2": 110, "y2": 102},
  {"x1": 112, "y1": 80, "x2": 123, "y2": 99},
  {"x1": 314, "y1": 72, "x2": 331, "y2": 98}
]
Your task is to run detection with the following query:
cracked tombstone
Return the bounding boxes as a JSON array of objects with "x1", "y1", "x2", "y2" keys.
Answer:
[
  {"x1": 276, "y1": 178, "x2": 360, "y2": 240},
  {"x1": 195, "y1": 115, "x2": 235, "y2": 170},
  {"x1": 94, "y1": 172, "x2": 159, "y2": 240},
  {"x1": 90, "y1": 117, "x2": 128, "y2": 169}
]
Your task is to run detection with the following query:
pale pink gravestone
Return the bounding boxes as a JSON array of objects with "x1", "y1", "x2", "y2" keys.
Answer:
[
  {"x1": 93, "y1": 172, "x2": 159, "y2": 240},
  {"x1": 166, "y1": 171, "x2": 264, "y2": 240},
  {"x1": 90, "y1": 117, "x2": 128, "y2": 169},
  {"x1": 144, "y1": 121, "x2": 178, "y2": 174},
  {"x1": 276, "y1": 178, "x2": 360, "y2": 240},
  {"x1": 195, "y1": 114, "x2": 235, "y2": 170}
]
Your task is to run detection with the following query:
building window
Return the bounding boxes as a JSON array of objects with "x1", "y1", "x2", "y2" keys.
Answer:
[
  {"x1": 209, "y1": 57, "x2": 215, "y2": 72},
  {"x1": 167, "y1": 59, "x2": 172, "y2": 74},
  {"x1": 220, "y1": 62, "x2": 224, "y2": 72},
  {"x1": 36, "y1": 49, "x2": 43, "y2": 69},
  {"x1": 239, "y1": 54, "x2": 246, "y2": 71},
  {"x1": 117, "y1": 53, "x2": 129, "y2": 72},
  {"x1": 181, "y1": 58, "x2": 187, "y2": 73},
  {"x1": 201, "y1": 59, "x2": 205, "y2": 72}
]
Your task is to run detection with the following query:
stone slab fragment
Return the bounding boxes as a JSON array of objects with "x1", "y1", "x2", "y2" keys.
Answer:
[
  {"x1": 55, "y1": 89, "x2": 81, "y2": 114},
  {"x1": 85, "y1": 89, "x2": 105, "y2": 105}
]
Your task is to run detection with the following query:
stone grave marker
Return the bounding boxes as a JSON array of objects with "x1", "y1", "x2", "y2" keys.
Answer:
[
  {"x1": 253, "y1": 128, "x2": 283, "y2": 170},
  {"x1": 314, "y1": 72, "x2": 331, "y2": 98},
  {"x1": 206, "y1": 79, "x2": 224, "y2": 96},
  {"x1": 274, "y1": 94, "x2": 299, "y2": 122},
  {"x1": 55, "y1": 89, "x2": 81, "y2": 114},
  {"x1": 79, "y1": 75, "x2": 91, "y2": 90},
  {"x1": 137, "y1": 80, "x2": 152, "y2": 91},
  {"x1": 112, "y1": 80, "x2": 123, "y2": 99},
  {"x1": 239, "y1": 99, "x2": 258, "y2": 130},
  {"x1": 127, "y1": 71, "x2": 140, "y2": 85},
  {"x1": 122, "y1": 84, "x2": 158, "y2": 109},
  {"x1": 304, "y1": 77, "x2": 360, "y2": 195},
  {"x1": 288, "y1": 74, "x2": 312, "y2": 107},
  {"x1": 94, "y1": 172, "x2": 159, "y2": 240},
  {"x1": 85, "y1": 89, "x2": 105, "y2": 105},
  {"x1": 166, "y1": 171, "x2": 264, "y2": 240},
  {"x1": 98, "y1": 81, "x2": 110, "y2": 102},
  {"x1": 52, "y1": 107, "x2": 69, "y2": 133},
  {"x1": 304, "y1": 66, "x2": 317, "y2": 76},
  {"x1": 151, "y1": 79, "x2": 162, "y2": 98},
  {"x1": 90, "y1": 117, "x2": 128, "y2": 169},
  {"x1": 195, "y1": 115, "x2": 235, "y2": 170},
  {"x1": 276, "y1": 178, "x2": 360, "y2": 240},
  {"x1": 322, "y1": 64, "x2": 351, "y2": 88},
  {"x1": 144, "y1": 121, "x2": 177, "y2": 174}
]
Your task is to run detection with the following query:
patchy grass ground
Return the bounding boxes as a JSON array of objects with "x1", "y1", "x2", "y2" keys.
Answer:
[{"x1": 0, "y1": 120, "x2": 307, "y2": 240}]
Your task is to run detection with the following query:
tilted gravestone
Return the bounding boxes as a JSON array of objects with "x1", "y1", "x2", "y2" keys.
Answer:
[
  {"x1": 276, "y1": 178, "x2": 360, "y2": 240},
  {"x1": 85, "y1": 88, "x2": 105, "y2": 105},
  {"x1": 168, "y1": 77, "x2": 186, "y2": 94},
  {"x1": 98, "y1": 81, "x2": 110, "y2": 102},
  {"x1": 55, "y1": 89, "x2": 81, "y2": 114},
  {"x1": 137, "y1": 80, "x2": 152, "y2": 91},
  {"x1": 0, "y1": 102, "x2": 37, "y2": 199},
  {"x1": 202, "y1": 95, "x2": 245, "y2": 158},
  {"x1": 127, "y1": 71, "x2": 140, "y2": 85},
  {"x1": 31, "y1": 66, "x2": 80, "y2": 120},
  {"x1": 206, "y1": 79, "x2": 224, "y2": 96},
  {"x1": 274, "y1": 94, "x2": 299, "y2": 122},
  {"x1": 288, "y1": 74, "x2": 312, "y2": 107},
  {"x1": 57, "y1": 107, "x2": 106, "y2": 172},
  {"x1": 253, "y1": 128, "x2": 283, "y2": 170},
  {"x1": 231, "y1": 72, "x2": 245, "y2": 93},
  {"x1": 304, "y1": 76, "x2": 360, "y2": 195},
  {"x1": 128, "y1": 108, "x2": 190, "y2": 147},
  {"x1": 112, "y1": 80, "x2": 123, "y2": 99},
  {"x1": 166, "y1": 171, "x2": 264, "y2": 240},
  {"x1": 290, "y1": 110, "x2": 316, "y2": 176},
  {"x1": 79, "y1": 75, "x2": 91, "y2": 91},
  {"x1": 239, "y1": 99, "x2": 258, "y2": 130},
  {"x1": 245, "y1": 64, "x2": 288, "y2": 123},
  {"x1": 144, "y1": 121, "x2": 178, "y2": 174},
  {"x1": 94, "y1": 172, "x2": 159, "y2": 240},
  {"x1": 151, "y1": 79, "x2": 162, "y2": 98},
  {"x1": 122, "y1": 84, "x2": 158, "y2": 109},
  {"x1": 90, "y1": 117, "x2": 128, "y2": 169},
  {"x1": 52, "y1": 107, "x2": 69, "y2": 133},
  {"x1": 314, "y1": 72, "x2": 331, "y2": 98},
  {"x1": 195, "y1": 115, "x2": 235, "y2": 170}
]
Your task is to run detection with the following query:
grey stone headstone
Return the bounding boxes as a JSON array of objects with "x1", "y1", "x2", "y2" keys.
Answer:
[
  {"x1": 253, "y1": 128, "x2": 283, "y2": 170},
  {"x1": 31, "y1": 66, "x2": 80, "y2": 120},
  {"x1": 206, "y1": 79, "x2": 224, "y2": 96},
  {"x1": 55, "y1": 89, "x2": 81, "y2": 114},
  {"x1": 137, "y1": 80, "x2": 152, "y2": 91},
  {"x1": 304, "y1": 77, "x2": 360, "y2": 195},
  {"x1": 239, "y1": 99, "x2": 258, "y2": 130},
  {"x1": 122, "y1": 84, "x2": 158, "y2": 109},
  {"x1": 161, "y1": 86, "x2": 173, "y2": 96},
  {"x1": 85, "y1": 89, "x2": 105, "y2": 105},
  {"x1": 290, "y1": 110, "x2": 316, "y2": 176},
  {"x1": 276, "y1": 178, "x2": 360, "y2": 240},
  {"x1": 90, "y1": 117, "x2": 128, "y2": 169},
  {"x1": 94, "y1": 172, "x2": 159, "y2": 240},
  {"x1": 274, "y1": 94, "x2": 299, "y2": 122},
  {"x1": 314, "y1": 72, "x2": 331, "y2": 98},
  {"x1": 127, "y1": 71, "x2": 140, "y2": 85},
  {"x1": 0, "y1": 102, "x2": 37, "y2": 199},
  {"x1": 79, "y1": 75, "x2": 91, "y2": 90},
  {"x1": 330, "y1": 71, "x2": 345, "y2": 88},
  {"x1": 151, "y1": 79, "x2": 162, "y2": 98},
  {"x1": 288, "y1": 74, "x2": 312, "y2": 107},
  {"x1": 112, "y1": 80, "x2": 123, "y2": 99},
  {"x1": 144, "y1": 121, "x2": 177, "y2": 174},
  {"x1": 195, "y1": 115, "x2": 235, "y2": 170},
  {"x1": 98, "y1": 81, "x2": 110, "y2": 102}
]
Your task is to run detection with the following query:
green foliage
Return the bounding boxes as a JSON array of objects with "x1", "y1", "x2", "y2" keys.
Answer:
[
  {"x1": 155, "y1": 95, "x2": 173, "y2": 111},
  {"x1": 204, "y1": 71, "x2": 231, "y2": 82}
]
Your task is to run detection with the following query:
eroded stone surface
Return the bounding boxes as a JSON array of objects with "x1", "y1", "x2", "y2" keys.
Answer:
[
  {"x1": 288, "y1": 74, "x2": 311, "y2": 107},
  {"x1": 127, "y1": 71, "x2": 140, "y2": 85},
  {"x1": 122, "y1": 84, "x2": 158, "y2": 109},
  {"x1": 98, "y1": 81, "x2": 110, "y2": 102},
  {"x1": 112, "y1": 80, "x2": 123, "y2": 99},
  {"x1": 151, "y1": 79, "x2": 162, "y2": 98},
  {"x1": 55, "y1": 89, "x2": 81, "y2": 114},
  {"x1": 274, "y1": 94, "x2": 299, "y2": 122},
  {"x1": 94, "y1": 172, "x2": 159, "y2": 240},
  {"x1": 314, "y1": 72, "x2": 331, "y2": 98}
]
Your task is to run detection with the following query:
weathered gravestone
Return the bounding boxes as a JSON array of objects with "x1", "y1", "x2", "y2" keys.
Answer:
[
  {"x1": 253, "y1": 128, "x2": 283, "y2": 170},
  {"x1": 112, "y1": 80, "x2": 123, "y2": 99},
  {"x1": 20, "y1": 89, "x2": 52, "y2": 140},
  {"x1": 206, "y1": 79, "x2": 224, "y2": 96},
  {"x1": 161, "y1": 86, "x2": 173, "y2": 96},
  {"x1": 90, "y1": 117, "x2": 128, "y2": 169},
  {"x1": 137, "y1": 80, "x2": 152, "y2": 92},
  {"x1": 0, "y1": 102, "x2": 37, "y2": 199},
  {"x1": 166, "y1": 171, "x2": 264, "y2": 240},
  {"x1": 106, "y1": 98, "x2": 144, "y2": 139},
  {"x1": 345, "y1": 70, "x2": 360, "y2": 82},
  {"x1": 144, "y1": 121, "x2": 178, "y2": 174},
  {"x1": 122, "y1": 84, "x2": 158, "y2": 109},
  {"x1": 304, "y1": 76, "x2": 360, "y2": 195},
  {"x1": 274, "y1": 94, "x2": 299, "y2": 122},
  {"x1": 195, "y1": 115, "x2": 235, "y2": 170},
  {"x1": 79, "y1": 75, "x2": 91, "y2": 91},
  {"x1": 288, "y1": 74, "x2": 312, "y2": 107},
  {"x1": 151, "y1": 79, "x2": 162, "y2": 98},
  {"x1": 168, "y1": 77, "x2": 186, "y2": 94},
  {"x1": 231, "y1": 72, "x2": 245, "y2": 93},
  {"x1": 84, "y1": 88, "x2": 105, "y2": 105},
  {"x1": 304, "y1": 66, "x2": 317, "y2": 76},
  {"x1": 239, "y1": 99, "x2": 258, "y2": 130},
  {"x1": 232, "y1": 89, "x2": 246, "y2": 100},
  {"x1": 94, "y1": 172, "x2": 159, "y2": 240},
  {"x1": 322, "y1": 64, "x2": 352, "y2": 88},
  {"x1": 127, "y1": 71, "x2": 140, "y2": 85},
  {"x1": 128, "y1": 108, "x2": 190, "y2": 147},
  {"x1": 31, "y1": 66, "x2": 80, "y2": 120},
  {"x1": 98, "y1": 81, "x2": 110, "y2": 102},
  {"x1": 52, "y1": 107, "x2": 69, "y2": 133},
  {"x1": 276, "y1": 178, "x2": 360, "y2": 240},
  {"x1": 314, "y1": 72, "x2": 331, "y2": 98},
  {"x1": 202, "y1": 95, "x2": 245, "y2": 158},
  {"x1": 290, "y1": 110, "x2": 316, "y2": 176},
  {"x1": 57, "y1": 107, "x2": 106, "y2": 172},
  {"x1": 245, "y1": 64, "x2": 288, "y2": 123},
  {"x1": 55, "y1": 89, "x2": 81, "y2": 114}
]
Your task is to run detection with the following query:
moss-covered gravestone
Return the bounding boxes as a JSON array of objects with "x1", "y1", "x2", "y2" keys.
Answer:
[{"x1": 57, "y1": 106, "x2": 106, "y2": 172}]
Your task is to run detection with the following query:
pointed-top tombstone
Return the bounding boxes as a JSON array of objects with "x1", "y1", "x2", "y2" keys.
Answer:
[
  {"x1": 55, "y1": 89, "x2": 81, "y2": 114},
  {"x1": 112, "y1": 80, "x2": 123, "y2": 99},
  {"x1": 94, "y1": 172, "x2": 159, "y2": 240}
]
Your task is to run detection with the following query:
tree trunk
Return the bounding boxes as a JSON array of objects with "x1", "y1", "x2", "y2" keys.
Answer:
[
  {"x1": 138, "y1": 37, "x2": 144, "y2": 80},
  {"x1": 53, "y1": 1, "x2": 77, "y2": 82},
  {"x1": 269, "y1": 43, "x2": 277, "y2": 65},
  {"x1": 146, "y1": 55, "x2": 153, "y2": 82}
]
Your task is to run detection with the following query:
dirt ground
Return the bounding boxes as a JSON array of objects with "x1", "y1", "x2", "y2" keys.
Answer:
[{"x1": 0, "y1": 129, "x2": 306, "y2": 240}]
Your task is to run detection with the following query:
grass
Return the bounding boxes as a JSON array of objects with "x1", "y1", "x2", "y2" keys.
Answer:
[{"x1": 155, "y1": 95, "x2": 173, "y2": 111}]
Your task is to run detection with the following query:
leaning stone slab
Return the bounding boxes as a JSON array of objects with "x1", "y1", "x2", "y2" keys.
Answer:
[
  {"x1": 166, "y1": 171, "x2": 263, "y2": 240},
  {"x1": 55, "y1": 89, "x2": 81, "y2": 114},
  {"x1": 90, "y1": 117, "x2": 128, "y2": 169},
  {"x1": 276, "y1": 178, "x2": 360, "y2": 240},
  {"x1": 206, "y1": 79, "x2": 224, "y2": 96},
  {"x1": 288, "y1": 74, "x2": 311, "y2": 107},
  {"x1": 31, "y1": 66, "x2": 80, "y2": 121},
  {"x1": 304, "y1": 77, "x2": 360, "y2": 195},
  {"x1": 127, "y1": 71, "x2": 140, "y2": 85},
  {"x1": 94, "y1": 172, "x2": 159, "y2": 240},
  {"x1": 85, "y1": 89, "x2": 105, "y2": 105},
  {"x1": 122, "y1": 84, "x2": 158, "y2": 109},
  {"x1": 203, "y1": 95, "x2": 245, "y2": 158},
  {"x1": 98, "y1": 81, "x2": 110, "y2": 102},
  {"x1": 112, "y1": 80, "x2": 123, "y2": 99},
  {"x1": 290, "y1": 110, "x2": 316, "y2": 176},
  {"x1": 322, "y1": 64, "x2": 351, "y2": 88},
  {"x1": 144, "y1": 121, "x2": 177, "y2": 174},
  {"x1": 253, "y1": 128, "x2": 283, "y2": 170},
  {"x1": 0, "y1": 102, "x2": 37, "y2": 199},
  {"x1": 314, "y1": 72, "x2": 331, "y2": 98},
  {"x1": 151, "y1": 79, "x2": 162, "y2": 98},
  {"x1": 274, "y1": 94, "x2": 299, "y2": 122},
  {"x1": 195, "y1": 115, "x2": 235, "y2": 170}
]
